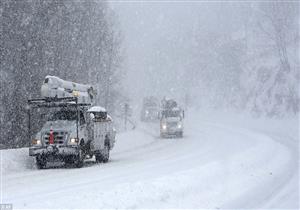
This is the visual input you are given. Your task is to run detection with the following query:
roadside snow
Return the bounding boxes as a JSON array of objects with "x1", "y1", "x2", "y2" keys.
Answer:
[
  {"x1": 1, "y1": 110, "x2": 299, "y2": 209},
  {"x1": 1, "y1": 148, "x2": 35, "y2": 175}
]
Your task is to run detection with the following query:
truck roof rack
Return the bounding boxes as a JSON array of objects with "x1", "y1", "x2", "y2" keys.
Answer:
[{"x1": 28, "y1": 97, "x2": 91, "y2": 109}]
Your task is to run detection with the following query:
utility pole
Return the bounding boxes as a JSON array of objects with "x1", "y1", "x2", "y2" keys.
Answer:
[{"x1": 124, "y1": 103, "x2": 129, "y2": 131}]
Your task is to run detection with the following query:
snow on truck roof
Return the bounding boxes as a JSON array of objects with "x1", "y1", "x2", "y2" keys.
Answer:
[
  {"x1": 87, "y1": 106, "x2": 107, "y2": 113},
  {"x1": 163, "y1": 107, "x2": 181, "y2": 111},
  {"x1": 171, "y1": 107, "x2": 181, "y2": 111},
  {"x1": 44, "y1": 75, "x2": 93, "y2": 90},
  {"x1": 41, "y1": 75, "x2": 96, "y2": 104}
]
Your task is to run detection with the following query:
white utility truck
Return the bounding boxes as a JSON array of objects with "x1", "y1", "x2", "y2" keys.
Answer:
[
  {"x1": 28, "y1": 76, "x2": 116, "y2": 169},
  {"x1": 160, "y1": 99, "x2": 184, "y2": 138}
]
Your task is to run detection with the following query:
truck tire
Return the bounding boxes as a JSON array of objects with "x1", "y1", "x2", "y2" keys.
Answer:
[
  {"x1": 95, "y1": 153, "x2": 101, "y2": 163},
  {"x1": 177, "y1": 132, "x2": 183, "y2": 138},
  {"x1": 95, "y1": 144, "x2": 110, "y2": 163},
  {"x1": 64, "y1": 156, "x2": 74, "y2": 165},
  {"x1": 36, "y1": 156, "x2": 47, "y2": 169},
  {"x1": 74, "y1": 149, "x2": 84, "y2": 168},
  {"x1": 102, "y1": 144, "x2": 110, "y2": 163}
]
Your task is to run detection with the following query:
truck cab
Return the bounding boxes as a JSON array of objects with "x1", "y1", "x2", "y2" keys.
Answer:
[{"x1": 140, "y1": 96, "x2": 159, "y2": 122}]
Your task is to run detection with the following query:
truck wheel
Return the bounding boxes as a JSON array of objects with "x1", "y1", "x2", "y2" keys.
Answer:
[
  {"x1": 95, "y1": 153, "x2": 102, "y2": 163},
  {"x1": 64, "y1": 156, "x2": 74, "y2": 165},
  {"x1": 95, "y1": 144, "x2": 110, "y2": 163},
  {"x1": 74, "y1": 149, "x2": 84, "y2": 168},
  {"x1": 102, "y1": 144, "x2": 110, "y2": 163},
  {"x1": 36, "y1": 156, "x2": 47, "y2": 169},
  {"x1": 177, "y1": 132, "x2": 183, "y2": 138}
]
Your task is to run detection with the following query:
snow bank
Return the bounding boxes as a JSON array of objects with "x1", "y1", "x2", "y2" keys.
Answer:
[{"x1": 1, "y1": 148, "x2": 35, "y2": 175}]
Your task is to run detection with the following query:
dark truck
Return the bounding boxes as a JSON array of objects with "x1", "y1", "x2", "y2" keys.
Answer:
[{"x1": 140, "y1": 96, "x2": 159, "y2": 122}]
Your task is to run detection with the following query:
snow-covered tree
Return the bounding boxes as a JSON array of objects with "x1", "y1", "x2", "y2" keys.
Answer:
[
  {"x1": 0, "y1": 0, "x2": 124, "y2": 148},
  {"x1": 242, "y1": 1, "x2": 299, "y2": 116}
]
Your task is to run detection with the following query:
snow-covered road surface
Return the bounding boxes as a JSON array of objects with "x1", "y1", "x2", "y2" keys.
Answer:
[{"x1": 1, "y1": 112, "x2": 299, "y2": 209}]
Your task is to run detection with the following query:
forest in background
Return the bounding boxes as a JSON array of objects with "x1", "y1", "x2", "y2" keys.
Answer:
[
  {"x1": 187, "y1": 2, "x2": 299, "y2": 117},
  {"x1": 0, "y1": 1, "x2": 299, "y2": 149},
  {"x1": 0, "y1": 0, "x2": 124, "y2": 148},
  {"x1": 117, "y1": 1, "x2": 299, "y2": 117}
]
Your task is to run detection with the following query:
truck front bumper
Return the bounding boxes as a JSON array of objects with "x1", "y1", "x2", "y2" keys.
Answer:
[
  {"x1": 29, "y1": 145, "x2": 79, "y2": 157},
  {"x1": 160, "y1": 127, "x2": 183, "y2": 136}
]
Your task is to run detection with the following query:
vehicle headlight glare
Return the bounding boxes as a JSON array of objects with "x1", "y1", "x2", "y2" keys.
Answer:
[
  {"x1": 32, "y1": 139, "x2": 41, "y2": 145},
  {"x1": 177, "y1": 123, "x2": 182, "y2": 128},
  {"x1": 162, "y1": 124, "x2": 167, "y2": 130},
  {"x1": 70, "y1": 138, "x2": 78, "y2": 144}
]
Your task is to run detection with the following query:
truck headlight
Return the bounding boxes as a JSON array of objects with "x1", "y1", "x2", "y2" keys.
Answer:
[
  {"x1": 162, "y1": 124, "x2": 167, "y2": 130},
  {"x1": 177, "y1": 123, "x2": 182, "y2": 129},
  {"x1": 32, "y1": 139, "x2": 41, "y2": 145},
  {"x1": 69, "y1": 138, "x2": 78, "y2": 144}
]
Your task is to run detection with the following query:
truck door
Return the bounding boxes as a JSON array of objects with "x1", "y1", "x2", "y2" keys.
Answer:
[{"x1": 79, "y1": 111, "x2": 87, "y2": 140}]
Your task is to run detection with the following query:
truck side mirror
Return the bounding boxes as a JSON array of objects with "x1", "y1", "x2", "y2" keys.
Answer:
[
  {"x1": 89, "y1": 113, "x2": 95, "y2": 120},
  {"x1": 80, "y1": 112, "x2": 86, "y2": 125}
]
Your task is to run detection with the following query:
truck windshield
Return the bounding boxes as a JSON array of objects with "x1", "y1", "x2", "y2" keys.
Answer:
[
  {"x1": 48, "y1": 110, "x2": 77, "y2": 121},
  {"x1": 162, "y1": 110, "x2": 181, "y2": 118},
  {"x1": 144, "y1": 102, "x2": 157, "y2": 107}
]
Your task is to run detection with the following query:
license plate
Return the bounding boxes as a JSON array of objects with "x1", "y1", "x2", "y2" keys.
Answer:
[{"x1": 47, "y1": 145, "x2": 53, "y2": 152}]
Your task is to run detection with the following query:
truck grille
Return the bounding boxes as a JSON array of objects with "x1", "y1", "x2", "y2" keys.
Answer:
[
  {"x1": 167, "y1": 122, "x2": 178, "y2": 127},
  {"x1": 43, "y1": 131, "x2": 68, "y2": 145}
]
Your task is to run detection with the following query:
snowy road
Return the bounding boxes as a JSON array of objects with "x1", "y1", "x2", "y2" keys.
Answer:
[{"x1": 1, "y1": 112, "x2": 299, "y2": 209}]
